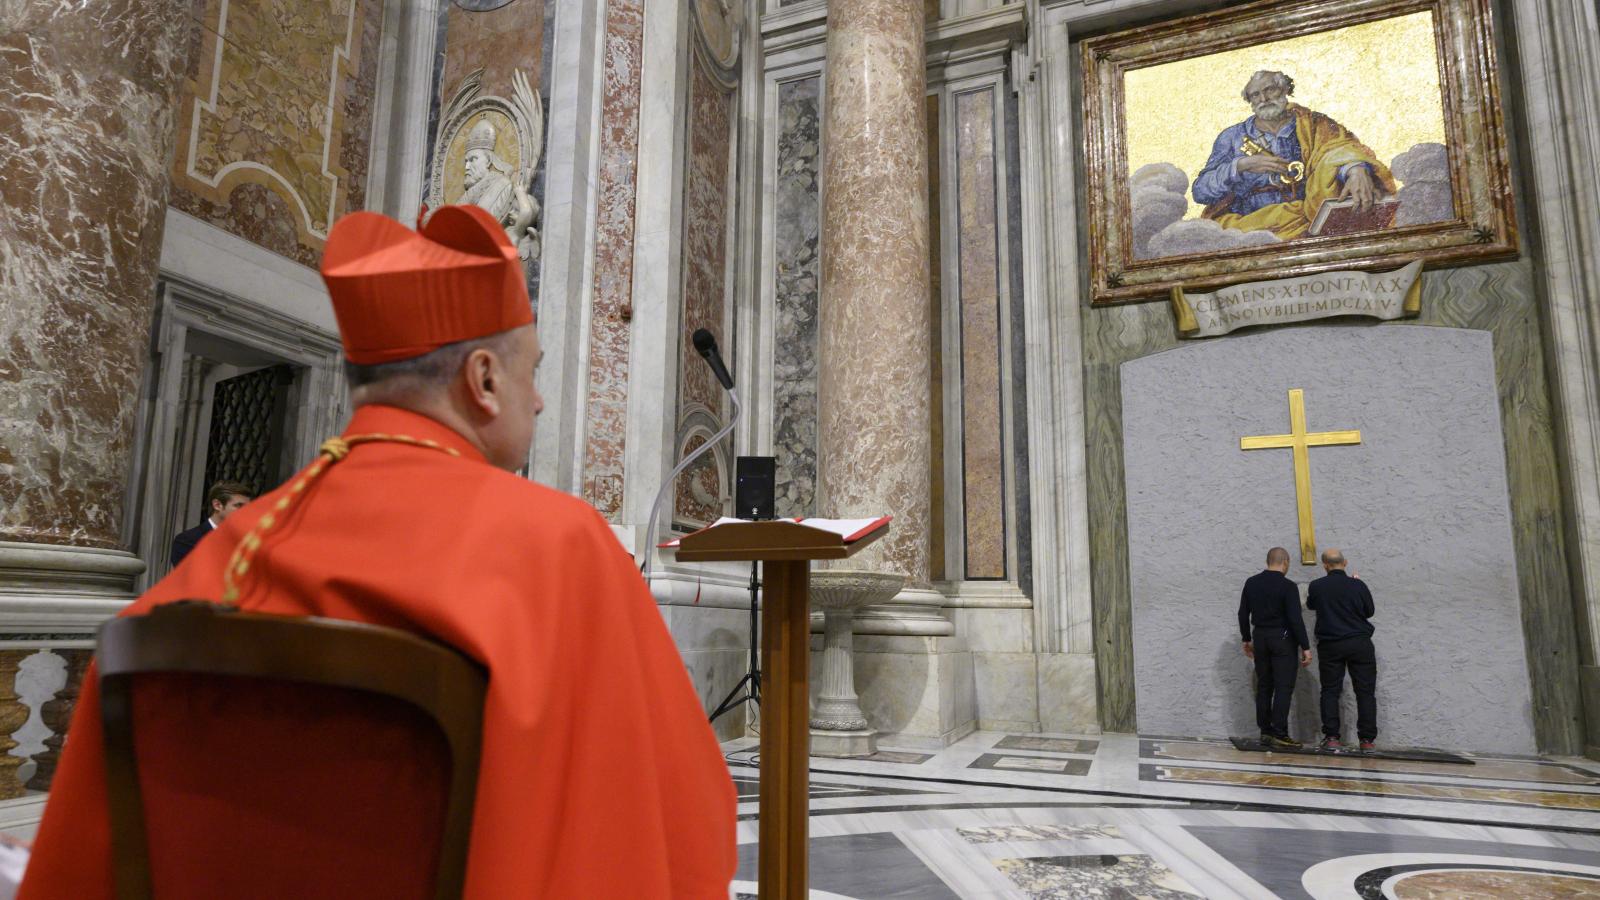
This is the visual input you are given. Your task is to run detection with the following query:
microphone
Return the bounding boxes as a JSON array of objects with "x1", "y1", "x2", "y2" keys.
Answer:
[
  {"x1": 639, "y1": 329, "x2": 742, "y2": 580},
  {"x1": 692, "y1": 329, "x2": 734, "y2": 390}
]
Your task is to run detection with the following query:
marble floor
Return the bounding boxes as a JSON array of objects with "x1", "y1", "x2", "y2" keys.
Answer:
[{"x1": 723, "y1": 731, "x2": 1600, "y2": 898}]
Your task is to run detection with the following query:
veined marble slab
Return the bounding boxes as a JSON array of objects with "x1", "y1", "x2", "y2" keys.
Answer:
[
  {"x1": 1148, "y1": 764, "x2": 1600, "y2": 812},
  {"x1": 1147, "y1": 738, "x2": 1600, "y2": 786}
]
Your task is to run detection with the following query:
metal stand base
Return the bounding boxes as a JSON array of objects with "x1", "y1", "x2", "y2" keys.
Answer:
[{"x1": 710, "y1": 561, "x2": 761, "y2": 725}]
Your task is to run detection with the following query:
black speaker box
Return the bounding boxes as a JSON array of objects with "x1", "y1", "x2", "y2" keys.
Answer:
[{"x1": 735, "y1": 456, "x2": 776, "y2": 521}]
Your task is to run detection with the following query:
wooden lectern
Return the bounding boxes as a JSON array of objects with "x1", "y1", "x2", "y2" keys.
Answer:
[{"x1": 671, "y1": 520, "x2": 888, "y2": 900}]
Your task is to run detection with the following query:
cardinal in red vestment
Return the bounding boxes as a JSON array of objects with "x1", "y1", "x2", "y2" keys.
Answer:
[{"x1": 18, "y1": 205, "x2": 737, "y2": 898}]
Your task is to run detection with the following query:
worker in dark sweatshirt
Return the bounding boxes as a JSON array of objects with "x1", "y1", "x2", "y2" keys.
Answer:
[
  {"x1": 1307, "y1": 547, "x2": 1378, "y2": 751},
  {"x1": 1239, "y1": 546, "x2": 1312, "y2": 748}
]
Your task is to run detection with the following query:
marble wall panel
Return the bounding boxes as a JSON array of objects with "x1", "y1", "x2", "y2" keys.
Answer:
[
  {"x1": 1004, "y1": 77, "x2": 1032, "y2": 598},
  {"x1": 580, "y1": 0, "x2": 644, "y2": 520},
  {"x1": 929, "y1": 92, "x2": 947, "y2": 581},
  {"x1": 972, "y1": 651, "x2": 1039, "y2": 731},
  {"x1": 438, "y1": 0, "x2": 544, "y2": 106},
  {"x1": 664, "y1": 603, "x2": 752, "y2": 739},
  {"x1": 672, "y1": 57, "x2": 737, "y2": 528},
  {"x1": 772, "y1": 77, "x2": 823, "y2": 520},
  {"x1": 1082, "y1": 258, "x2": 1584, "y2": 752},
  {"x1": 169, "y1": 0, "x2": 382, "y2": 266},
  {"x1": 420, "y1": 4, "x2": 452, "y2": 187},
  {"x1": 680, "y1": 647, "x2": 750, "y2": 741},
  {"x1": 955, "y1": 88, "x2": 1005, "y2": 580},
  {"x1": 529, "y1": 0, "x2": 559, "y2": 306},
  {"x1": 0, "y1": 0, "x2": 189, "y2": 547},
  {"x1": 850, "y1": 635, "x2": 977, "y2": 746},
  {"x1": 1084, "y1": 301, "x2": 1170, "y2": 733}
]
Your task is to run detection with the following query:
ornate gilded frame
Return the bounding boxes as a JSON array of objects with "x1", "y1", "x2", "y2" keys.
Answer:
[{"x1": 1081, "y1": 0, "x2": 1517, "y2": 304}]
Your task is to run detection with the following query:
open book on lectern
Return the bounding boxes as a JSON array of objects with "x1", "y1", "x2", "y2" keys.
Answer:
[{"x1": 657, "y1": 515, "x2": 892, "y2": 548}]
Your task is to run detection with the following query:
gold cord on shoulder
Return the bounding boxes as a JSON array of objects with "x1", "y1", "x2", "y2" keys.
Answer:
[{"x1": 220, "y1": 433, "x2": 462, "y2": 604}]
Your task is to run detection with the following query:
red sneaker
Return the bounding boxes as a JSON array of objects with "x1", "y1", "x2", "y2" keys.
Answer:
[
  {"x1": 1319, "y1": 736, "x2": 1343, "y2": 751},
  {"x1": 1359, "y1": 740, "x2": 1376, "y2": 752}
]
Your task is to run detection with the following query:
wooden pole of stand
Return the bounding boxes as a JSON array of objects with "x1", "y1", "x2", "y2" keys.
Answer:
[
  {"x1": 670, "y1": 520, "x2": 888, "y2": 899},
  {"x1": 758, "y1": 560, "x2": 810, "y2": 899}
]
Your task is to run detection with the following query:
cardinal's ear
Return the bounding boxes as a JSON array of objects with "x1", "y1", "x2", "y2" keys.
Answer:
[{"x1": 462, "y1": 346, "x2": 503, "y2": 418}]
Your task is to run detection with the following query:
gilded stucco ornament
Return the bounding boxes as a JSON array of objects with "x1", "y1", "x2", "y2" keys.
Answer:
[{"x1": 428, "y1": 68, "x2": 544, "y2": 261}]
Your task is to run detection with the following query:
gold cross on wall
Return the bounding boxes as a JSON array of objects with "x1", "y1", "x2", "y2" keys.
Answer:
[{"x1": 1240, "y1": 389, "x2": 1361, "y2": 565}]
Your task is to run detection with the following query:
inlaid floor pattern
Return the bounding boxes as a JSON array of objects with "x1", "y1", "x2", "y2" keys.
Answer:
[{"x1": 724, "y1": 730, "x2": 1600, "y2": 898}]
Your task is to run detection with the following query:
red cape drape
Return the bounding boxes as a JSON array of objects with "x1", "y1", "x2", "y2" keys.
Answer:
[{"x1": 19, "y1": 405, "x2": 736, "y2": 898}]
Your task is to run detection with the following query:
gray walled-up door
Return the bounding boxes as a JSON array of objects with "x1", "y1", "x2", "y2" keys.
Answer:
[{"x1": 1119, "y1": 325, "x2": 1535, "y2": 754}]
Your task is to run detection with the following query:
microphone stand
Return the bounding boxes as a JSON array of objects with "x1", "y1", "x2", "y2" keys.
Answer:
[
  {"x1": 639, "y1": 388, "x2": 742, "y2": 583},
  {"x1": 708, "y1": 560, "x2": 760, "y2": 726},
  {"x1": 640, "y1": 337, "x2": 756, "y2": 728}
]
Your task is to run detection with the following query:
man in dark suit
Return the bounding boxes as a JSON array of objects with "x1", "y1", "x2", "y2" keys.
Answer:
[
  {"x1": 1239, "y1": 546, "x2": 1312, "y2": 747},
  {"x1": 169, "y1": 481, "x2": 254, "y2": 567},
  {"x1": 1307, "y1": 547, "x2": 1378, "y2": 751}
]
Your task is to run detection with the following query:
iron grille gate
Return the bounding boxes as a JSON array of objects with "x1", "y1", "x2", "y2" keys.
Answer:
[{"x1": 203, "y1": 365, "x2": 294, "y2": 497}]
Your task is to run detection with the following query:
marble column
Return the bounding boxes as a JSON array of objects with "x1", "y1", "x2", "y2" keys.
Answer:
[
  {"x1": 0, "y1": 2, "x2": 186, "y2": 612},
  {"x1": 817, "y1": 0, "x2": 973, "y2": 748},
  {"x1": 818, "y1": 0, "x2": 933, "y2": 587}
]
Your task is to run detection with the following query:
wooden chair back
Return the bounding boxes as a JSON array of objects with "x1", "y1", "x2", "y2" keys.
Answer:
[{"x1": 97, "y1": 601, "x2": 487, "y2": 900}]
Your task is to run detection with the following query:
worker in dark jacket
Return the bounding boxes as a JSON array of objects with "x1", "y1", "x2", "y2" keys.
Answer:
[
  {"x1": 1239, "y1": 547, "x2": 1312, "y2": 747},
  {"x1": 169, "y1": 481, "x2": 254, "y2": 567},
  {"x1": 1307, "y1": 547, "x2": 1378, "y2": 751}
]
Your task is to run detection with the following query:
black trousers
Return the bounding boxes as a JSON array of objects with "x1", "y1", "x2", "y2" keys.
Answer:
[
  {"x1": 1318, "y1": 635, "x2": 1377, "y2": 741},
  {"x1": 1253, "y1": 627, "x2": 1299, "y2": 738}
]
